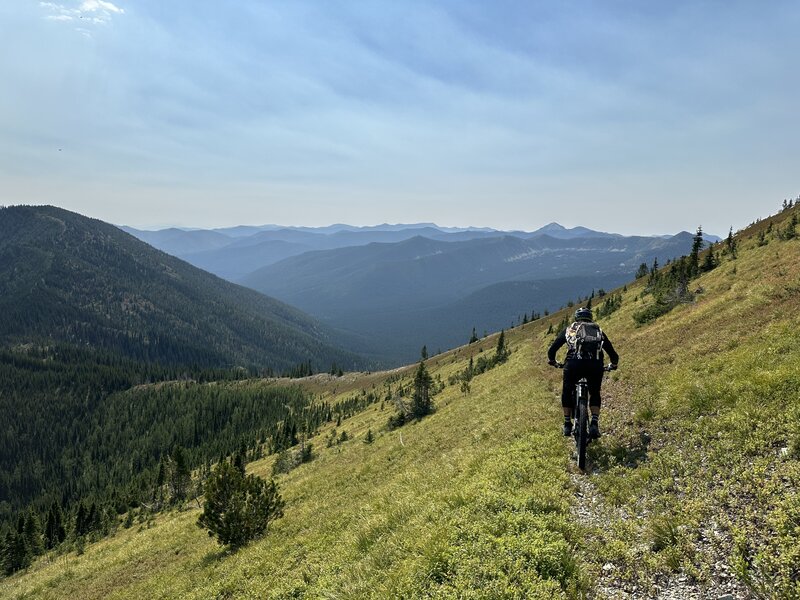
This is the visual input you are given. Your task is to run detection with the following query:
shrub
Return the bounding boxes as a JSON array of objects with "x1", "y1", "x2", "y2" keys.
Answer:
[
  {"x1": 197, "y1": 461, "x2": 284, "y2": 548},
  {"x1": 632, "y1": 300, "x2": 676, "y2": 326}
]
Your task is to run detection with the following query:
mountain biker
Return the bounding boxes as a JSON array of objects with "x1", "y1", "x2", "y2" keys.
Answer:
[{"x1": 547, "y1": 307, "x2": 618, "y2": 439}]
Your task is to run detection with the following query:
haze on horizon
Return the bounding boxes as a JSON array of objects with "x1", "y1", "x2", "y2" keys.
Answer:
[{"x1": 1, "y1": 1, "x2": 799, "y2": 237}]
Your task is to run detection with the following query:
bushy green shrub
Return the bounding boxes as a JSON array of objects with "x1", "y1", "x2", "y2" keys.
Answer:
[{"x1": 197, "y1": 461, "x2": 284, "y2": 548}]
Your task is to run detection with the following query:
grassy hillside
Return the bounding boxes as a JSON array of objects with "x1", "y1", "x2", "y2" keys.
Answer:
[{"x1": 3, "y1": 205, "x2": 799, "y2": 598}]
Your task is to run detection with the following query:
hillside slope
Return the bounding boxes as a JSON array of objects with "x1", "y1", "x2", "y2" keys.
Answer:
[
  {"x1": 0, "y1": 205, "x2": 361, "y2": 371},
  {"x1": 3, "y1": 204, "x2": 799, "y2": 598}
]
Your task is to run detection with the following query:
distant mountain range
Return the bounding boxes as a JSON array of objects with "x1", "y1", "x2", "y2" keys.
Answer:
[
  {"x1": 121, "y1": 221, "x2": 716, "y2": 363},
  {"x1": 122, "y1": 222, "x2": 719, "y2": 282},
  {"x1": 1, "y1": 206, "x2": 363, "y2": 372}
]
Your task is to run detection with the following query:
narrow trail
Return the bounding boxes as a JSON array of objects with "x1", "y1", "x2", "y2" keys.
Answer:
[{"x1": 569, "y1": 456, "x2": 749, "y2": 599}]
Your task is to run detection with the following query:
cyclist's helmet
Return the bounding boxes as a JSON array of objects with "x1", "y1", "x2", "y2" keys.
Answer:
[{"x1": 574, "y1": 307, "x2": 593, "y2": 322}]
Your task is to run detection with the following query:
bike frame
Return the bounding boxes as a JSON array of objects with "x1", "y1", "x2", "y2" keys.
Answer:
[
  {"x1": 573, "y1": 377, "x2": 590, "y2": 470},
  {"x1": 553, "y1": 363, "x2": 614, "y2": 471}
]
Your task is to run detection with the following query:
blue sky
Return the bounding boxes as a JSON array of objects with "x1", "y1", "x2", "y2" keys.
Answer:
[{"x1": 1, "y1": 1, "x2": 798, "y2": 235}]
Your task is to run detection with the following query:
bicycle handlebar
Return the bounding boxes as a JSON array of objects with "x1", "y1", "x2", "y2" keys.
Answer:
[{"x1": 549, "y1": 361, "x2": 616, "y2": 372}]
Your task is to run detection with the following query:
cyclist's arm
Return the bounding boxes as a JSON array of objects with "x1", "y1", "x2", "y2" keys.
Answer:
[
  {"x1": 602, "y1": 334, "x2": 619, "y2": 365},
  {"x1": 547, "y1": 330, "x2": 567, "y2": 363}
]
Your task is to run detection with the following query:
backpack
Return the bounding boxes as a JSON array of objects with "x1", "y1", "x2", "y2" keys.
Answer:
[{"x1": 565, "y1": 321, "x2": 604, "y2": 359}]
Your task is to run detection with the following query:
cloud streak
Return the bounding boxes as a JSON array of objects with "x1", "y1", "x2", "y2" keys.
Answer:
[{"x1": 39, "y1": 0, "x2": 124, "y2": 32}]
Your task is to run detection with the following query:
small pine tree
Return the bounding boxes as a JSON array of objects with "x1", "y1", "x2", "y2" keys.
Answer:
[
  {"x1": 782, "y1": 213, "x2": 798, "y2": 240},
  {"x1": 44, "y1": 503, "x2": 66, "y2": 549},
  {"x1": 233, "y1": 444, "x2": 248, "y2": 476},
  {"x1": 24, "y1": 512, "x2": 44, "y2": 557},
  {"x1": 364, "y1": 429, "x2": 374, "y2": 444},
  {"x1": 689, "y1": 226, "x2": 703, "y2": 276},
  {"x1": 495, "y1": 330, "x2": 508, "y2": 362},
  {"x1": 420, "y1": 345, "x2": 428, "y2": 360},
  {"x1": 701, "y1": 245, "x2": 717, "y2": 272},
  {"x1": 635, "y1": 263, "x2": 649, "y2": 279},
  {"x1": 648, "y1": 258, "x2": 660, "y2": 285},
  {"x1": 726, "y1": 227, "x2": 737, "y2": 257},
  {"x1": 3, "y1": 529, "x2": 31, "y2": 576},
  {"x1": 74, "y1": 503, "x2": 87, "y2": 538},
  {"x1": 469, "y1": 327, "x2": 479, "y2": 344},
  {"x1": 170, "y1": 446, "x2": 192, "y2": 503},
  {"x1": 197, "y1": 462, "x2": 284, "y2": 548},
  {"x1": 410, "y1": 361, "x2": 434, "y2": 419}
]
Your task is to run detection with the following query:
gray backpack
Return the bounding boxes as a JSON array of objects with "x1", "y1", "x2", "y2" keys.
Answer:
[{"x1": 565, "y1": 321, "x2": 604, "y2": 359}]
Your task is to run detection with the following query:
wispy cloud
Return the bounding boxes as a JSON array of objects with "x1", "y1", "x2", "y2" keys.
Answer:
[
  {"x1": 8, "y1": 1, "x2": 800, "y2": 233},
  {"x1": 39, "y1": 0, "x2": 124, "y2": 33}
]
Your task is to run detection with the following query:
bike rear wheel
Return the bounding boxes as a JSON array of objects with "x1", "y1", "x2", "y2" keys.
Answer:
[{"x1": 576, "y1": 391, "x2": 589, "y2": 470}]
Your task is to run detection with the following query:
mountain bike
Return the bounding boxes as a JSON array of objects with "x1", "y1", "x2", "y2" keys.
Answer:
[{"x1": 553, "y1": 363, "x2": 615, "y2": 470}]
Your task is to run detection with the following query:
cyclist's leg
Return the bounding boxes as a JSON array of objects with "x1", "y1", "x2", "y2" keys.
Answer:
[
  {"x1": 561, "y1": 364, "x2": 577, "y2": 418},
  {"x1": 587, "y1": 362, "x2": 604, "y2": 416}
]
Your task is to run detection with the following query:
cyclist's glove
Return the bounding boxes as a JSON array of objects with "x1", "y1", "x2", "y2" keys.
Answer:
[
  {"x1": 548, "y1": 359, "x2": 557, "y2": 367},
  {"x1": 609, "y1": 363, "x2": 618, "y2": 370}
]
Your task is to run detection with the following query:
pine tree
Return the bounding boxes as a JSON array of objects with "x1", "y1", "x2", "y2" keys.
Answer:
[
  {"x1": 24, "y1": 511, "x2": 44, "y2": 556},
  {"x1": 75, "y1": 503, "x2": 87, "y2": 537},
  {"x1": 197, "y1": 462, "x2": 284, "y2": 548},
  {"x1": 782, "y1": 213, "x2": 798, "y2": 240},
  {"x1": 689, "y1": 226, "x2": 704, "y2": 276},
  {"x1": 410, "y1": 361, "x2": 434, "y2": 419},
  {"x1": 495, "y1": 330, "x2": 508, "y2": 363},
  {"x1": 648, "y1": 258, "x2": 660, "y2": 285},
  {"x1": 233, "y1": 443, "x2": 248, "y2": 476},
  {"x1": 3, "y1": 529, "x2": 31, "y2": 576},
  {"x1": 701, "y1": 244, "x2": 717, "y2": 272},
  {"x1": 170, "y1": 446, "x2": 192, "y2": 503},
  {"x1": 420, "y1": 345, "x2": 428, "y2": 360},
  {"x1": 45, "y1": 503, "x2": 66, "y2": 549},
  {"x1": 469, "y1": 327, "x2": 479, "y2": 344},
  {"x1": 364, "y1": 429, "x2": 374, "y2": 444},
  {"x1": 726, "y1": 227, "x2": 737, "y2": 257}
]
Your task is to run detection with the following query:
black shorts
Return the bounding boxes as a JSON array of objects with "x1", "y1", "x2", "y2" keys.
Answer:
[{"x1": 561, "y1": 359, "x2": 604, "y2": 409}]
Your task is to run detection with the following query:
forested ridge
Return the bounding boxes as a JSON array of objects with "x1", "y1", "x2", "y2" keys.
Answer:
[
  {"x1": 0, "y1": 205, "x2": 362, "y2": 371},
  {"x1": 0, "y1": 205, "x2": 369, "y2": 562}
]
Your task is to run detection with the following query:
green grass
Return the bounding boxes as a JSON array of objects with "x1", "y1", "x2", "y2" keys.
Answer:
[{"x1": 4, "y1": 206, "x2": 800, "y2": 598}]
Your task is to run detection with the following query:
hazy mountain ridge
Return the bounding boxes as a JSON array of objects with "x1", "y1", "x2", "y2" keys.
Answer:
[
  {"x1": 240, "y1": 232, "x2": 700, "y2": 362},
  {"x1": 121, "y1": 221, "x2": 717, "y2": 363},
  {"x1": 124, "y1": 221, "x2": 711, "y2": 276}
]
